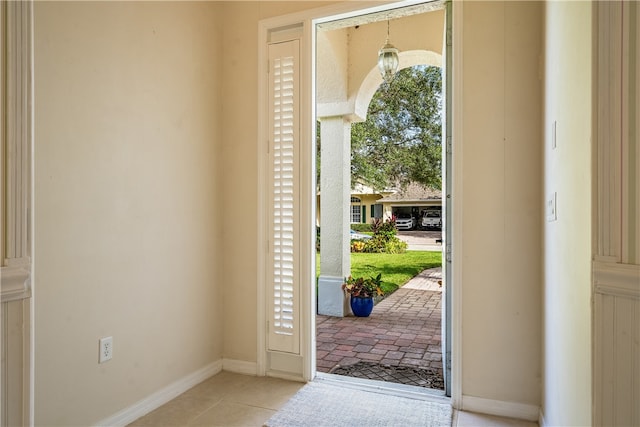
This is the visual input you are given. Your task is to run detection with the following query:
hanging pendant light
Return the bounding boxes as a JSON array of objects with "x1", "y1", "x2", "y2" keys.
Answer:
[{"x1": 378, "y1": 20, "x2": 399, "y2": 84}]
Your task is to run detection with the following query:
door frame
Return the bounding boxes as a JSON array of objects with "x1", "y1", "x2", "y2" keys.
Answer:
[{"x1": 257, "y1": 0, "x2": 463, "y2": 408}]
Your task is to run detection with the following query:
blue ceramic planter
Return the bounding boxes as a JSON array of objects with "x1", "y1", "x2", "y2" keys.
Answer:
[{"x1": 350, "y1": 296, "x2": 374, "y2": 317}]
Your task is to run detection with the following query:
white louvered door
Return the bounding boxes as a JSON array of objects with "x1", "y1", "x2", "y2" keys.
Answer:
[{"x1": 267, "y1": 40, "x2": 300, "y2": 354}]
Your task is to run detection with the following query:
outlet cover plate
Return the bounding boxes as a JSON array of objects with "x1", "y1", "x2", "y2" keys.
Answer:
[{"x1": 99, "y1": 336, "x2": 113, "y2": 363}]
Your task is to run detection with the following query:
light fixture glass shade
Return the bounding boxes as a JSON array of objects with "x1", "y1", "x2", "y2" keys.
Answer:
[{"x1": 378, "y1": 42, "x2": 399, "y2": 84}]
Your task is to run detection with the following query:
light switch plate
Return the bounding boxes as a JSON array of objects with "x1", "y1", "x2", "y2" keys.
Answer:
[{"x1": 546, "y1": 192, "x2": 557, "y2": 222}]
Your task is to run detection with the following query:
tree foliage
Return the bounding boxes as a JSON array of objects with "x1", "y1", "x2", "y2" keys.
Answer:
[{"x1": 351, "y1": 65, "x2": 442, "y2": 190}]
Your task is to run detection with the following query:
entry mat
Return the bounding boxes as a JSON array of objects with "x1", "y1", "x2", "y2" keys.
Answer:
[
  {"x1": 330, "y1": 361, "x2": 445, "y2": 390},
  {"x1": 264, "y1": 380, "x2": 452, "y2": 427}
]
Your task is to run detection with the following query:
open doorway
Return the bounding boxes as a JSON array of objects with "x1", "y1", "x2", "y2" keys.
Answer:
[{"x1": 314, "y1": 2, "x2": 451, "y2": 396}]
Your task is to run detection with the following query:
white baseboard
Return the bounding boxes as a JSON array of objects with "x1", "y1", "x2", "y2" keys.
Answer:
[
  {"x1": 461, "y1": 395, "x2": 539, "y2": 422},
  {"x1": 94, "y1": 360, "x2": 223, "y2": 427},
  {"x1": 539, "y1": 408, "x2": 547, "y2": 427},
  {"x1": 222, "y1": 358, "x2": 258, "y2": 376}
]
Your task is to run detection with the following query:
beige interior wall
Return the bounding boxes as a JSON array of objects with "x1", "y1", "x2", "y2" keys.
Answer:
[
  {"x1": 33, "y1": 2, "x2": 224, "y2": 424},
  {"x1": 219, "y1": 1, "x2": 261, "y2": 363},
  {"x1": 460, "y1": 1, "x2": 542, "y2": 407},
  {"x1": 542, "y1": 1, "x2": 593, "y2": 424}
]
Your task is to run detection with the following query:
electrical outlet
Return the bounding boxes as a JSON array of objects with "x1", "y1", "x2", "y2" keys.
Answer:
[{"x1": 99, "y1": 336, "x2": 113, "y2": 363}]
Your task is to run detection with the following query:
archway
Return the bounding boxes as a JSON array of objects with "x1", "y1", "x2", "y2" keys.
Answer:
[{"x1": 353, "y1": 50, "x2": 442, "y2": 121}]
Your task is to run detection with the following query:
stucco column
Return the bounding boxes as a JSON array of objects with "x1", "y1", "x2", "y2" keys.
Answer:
[{"x1": 317, "y1": 116, "x2": 351, "y2": 317}]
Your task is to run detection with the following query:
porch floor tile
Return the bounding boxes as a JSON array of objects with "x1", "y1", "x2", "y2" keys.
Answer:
[{"x1": 316, "y1": 267, "x2": 444, "y2": 389}]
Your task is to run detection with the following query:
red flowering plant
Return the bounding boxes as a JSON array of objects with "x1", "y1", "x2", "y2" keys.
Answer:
[{"x1": 342, "y1": 274, "x2": 384, "y2": 298}]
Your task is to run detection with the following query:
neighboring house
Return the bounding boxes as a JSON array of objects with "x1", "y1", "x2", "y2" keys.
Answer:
[
  {"x1": 316, "y1": 182, "x2": 392, "y2": 226},
  {"x1": 350, "y1": 182, "x2": 442, "y2": 225},
  {"x1": 348, "y1": 182, "x2": 388, "y2": 224},
  {"x1": 318, "y1": 182, "x2": 442, "y2": 226}
]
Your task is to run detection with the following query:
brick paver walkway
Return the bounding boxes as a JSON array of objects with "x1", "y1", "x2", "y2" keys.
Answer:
[{"x1": 316, "y1": 267, "x2": 443, "y2": 375}]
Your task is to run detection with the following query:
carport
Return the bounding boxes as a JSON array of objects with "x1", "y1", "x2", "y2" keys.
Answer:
[{"x1": 376, "y1": 183, "x2": 442, "y2": 225}]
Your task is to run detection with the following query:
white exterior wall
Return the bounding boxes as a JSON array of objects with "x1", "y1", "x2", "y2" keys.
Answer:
[{"x1": 316, "y1": 29, "x2": 349, "y2": 107}]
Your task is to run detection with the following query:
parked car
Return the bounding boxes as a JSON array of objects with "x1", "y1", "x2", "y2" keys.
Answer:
[
  {"x1": 421, "y1": 210, "x2": 442, "y2": 229},
  {"x1": 395, "y1": 213, "x2": 416, "y2": 230},
  {"x1": 350, "y1": 229, "x2": 372, "y2": 240}
]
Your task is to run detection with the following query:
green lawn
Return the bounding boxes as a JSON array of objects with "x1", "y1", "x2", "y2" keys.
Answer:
[{"x1": 316, "y1": 251, "x2": 442, "y2": 295}]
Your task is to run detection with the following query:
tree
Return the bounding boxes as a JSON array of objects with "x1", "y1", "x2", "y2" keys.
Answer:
[{"x1": 350, "y1": 65, "x2": 442, "y2": 191}]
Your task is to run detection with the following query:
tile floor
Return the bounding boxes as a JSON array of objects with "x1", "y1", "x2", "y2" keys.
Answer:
[{"x1": 127, "y1": 371, "x2": 538, "y2": 427}]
